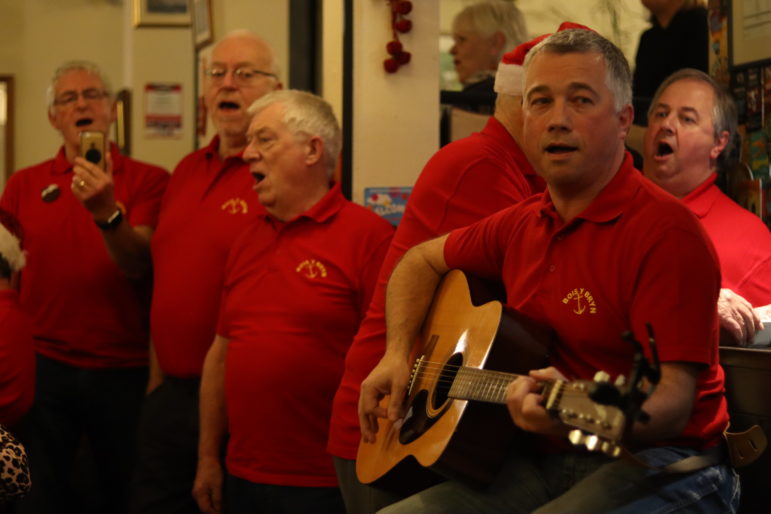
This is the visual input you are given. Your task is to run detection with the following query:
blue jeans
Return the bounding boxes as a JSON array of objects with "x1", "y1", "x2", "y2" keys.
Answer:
[{"x1": 378, "y1": 446, "x2": 740, "y2": 514}]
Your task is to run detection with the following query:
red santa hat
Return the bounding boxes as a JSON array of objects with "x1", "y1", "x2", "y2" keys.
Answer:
[
  {"x1": 0, "y1": 209, "x2": 25, "y2": 273},
  {"x1": 494, "y1": 21, "x2": 594, "y2": 96}
]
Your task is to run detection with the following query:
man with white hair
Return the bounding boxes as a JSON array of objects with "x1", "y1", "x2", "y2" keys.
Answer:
[
  {"x1": 193, "y1": 90, "x2": 393, "y2": 514},
  {"x1": 130, "y1": 30, "x2": 282, "y2": 514},
  {"x1": 0, "y1": 209, "x2": 35, "y2": 431},
  {"x1": 448, "y1": 0, "x2": 527, "y2": 112},
  {"x1": 1, "y1": 60, "x2": 169, "y2": 514}
]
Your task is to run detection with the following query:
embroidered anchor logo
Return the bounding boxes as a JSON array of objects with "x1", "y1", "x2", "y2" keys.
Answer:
[
  {"x1": 296, "y1": 259, "x2": 327, "y2": 279},
  {"x1": 221, "y1": 198, "x2": 249, "y2": 215},
  {"x1": 561, "y1": 287, "x2": 597, "y2": 315}
]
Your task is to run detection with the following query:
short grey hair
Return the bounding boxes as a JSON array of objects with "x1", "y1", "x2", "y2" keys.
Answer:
[
  {"x1": 649, "y1": 68, "x2": 738, "y2": 172},
  {"x1": 453, "y1": 0, "x2": 528, "y2": 61},
  {"x1": 248, "y1": 90, "x2": 341, "y2": 176},
  {"x1": 524, "y1": 29, "x2": 632, "y2": 113},
  {"x1": 46, "y1": 60, "x2": 113, "y2": 114}
]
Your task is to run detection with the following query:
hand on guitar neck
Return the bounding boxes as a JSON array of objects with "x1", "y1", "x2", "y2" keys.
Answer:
[{"x1": 506, "y1": 366, "x2": 574, "y2": 439}]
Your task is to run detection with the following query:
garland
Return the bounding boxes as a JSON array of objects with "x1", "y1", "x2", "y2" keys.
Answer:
[{"x1": 383, "y1": 1, "x2": 413, "y2": 73}]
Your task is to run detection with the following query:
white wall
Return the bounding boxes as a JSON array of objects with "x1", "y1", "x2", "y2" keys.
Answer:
[{"x1": 351, "y1": 0, "x2": 441, "y2": 204}]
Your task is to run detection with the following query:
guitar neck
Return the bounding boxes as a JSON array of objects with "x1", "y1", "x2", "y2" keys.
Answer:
[{"x1": 448, "y1": 366, "x2": 555, "y2": 405}]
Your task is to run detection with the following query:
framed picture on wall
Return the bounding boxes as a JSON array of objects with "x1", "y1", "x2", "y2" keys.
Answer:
[
  {"x1": 731, "y1": 0, "x2": 771, "y2": 66},
  {"x1": 192, "y1": 0, "x2": 213, "y2": 50},
  {"x1": 132, "y1": 0, "x2": 191, "y2": 28}
]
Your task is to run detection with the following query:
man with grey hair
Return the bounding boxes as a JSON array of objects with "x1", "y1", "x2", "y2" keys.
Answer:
[
  {"x1": 193, "y1": 90, "x2": 393, "y2": 514},
  {"x1": 130, "y1": 30, "x2": 282, "y2": 514},
  {"x1": 0, "y1": 60, "x2": 169, "y2": 514},
  {"x1": 361, "y1": 29, "x2": 737, "y2": 513},
  {"x1": 643, "y1": 68, "x2": 771, "y2": 346}
]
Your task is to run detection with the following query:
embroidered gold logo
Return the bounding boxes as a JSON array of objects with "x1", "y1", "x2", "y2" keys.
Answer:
[
  {"x1": 296, "y1": 259, "x2": 328, "y2": 279},
  {"x1": 562, "y1": 288, "x2": 597, "y2": 315},
  {"x1": 221, "y1": 198, "x2": 249, "y2": 214}
]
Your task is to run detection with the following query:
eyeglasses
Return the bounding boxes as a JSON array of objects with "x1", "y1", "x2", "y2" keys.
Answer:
[
  {"x1": 53, "y1": 88, "x2": 109, "y2": 106},
  {"x1": 205, "y1": 66, "x2": 277, "y2": 86}
]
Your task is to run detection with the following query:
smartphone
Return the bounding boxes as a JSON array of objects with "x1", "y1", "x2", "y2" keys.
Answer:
[{"x1": 80, "y1": 131, "x2": 106, "y2": 169}]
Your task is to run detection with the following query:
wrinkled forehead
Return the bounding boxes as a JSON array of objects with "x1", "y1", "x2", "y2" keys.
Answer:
[
  {"x1": 524, "y1": 50, "x2": 606, "y2": 90},
  {"x1": 55, "y1": 70, "x2": 105, "y2": 93},
  {"x1": 211, "y1": 37, "x2": 272, "y2": 68}
]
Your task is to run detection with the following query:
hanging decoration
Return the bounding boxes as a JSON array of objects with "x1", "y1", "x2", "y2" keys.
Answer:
[{"x1": 383, "y1": 1, "x2": 413, "y2": 73}]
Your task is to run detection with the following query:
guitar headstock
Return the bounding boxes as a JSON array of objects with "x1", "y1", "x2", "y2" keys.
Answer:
[{"x1": 544, "y1": 371, "x2": 628, "y2": 457}]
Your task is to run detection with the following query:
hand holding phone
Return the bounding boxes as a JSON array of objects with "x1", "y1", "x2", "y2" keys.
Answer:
[{"x1": 79, "y1": 130, "x2": 106, "y2": 170}]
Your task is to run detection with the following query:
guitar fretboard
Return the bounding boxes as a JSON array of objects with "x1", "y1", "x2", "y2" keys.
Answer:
[{"x1": 447, "y1": 367, "x2": 555, "y2": 404}]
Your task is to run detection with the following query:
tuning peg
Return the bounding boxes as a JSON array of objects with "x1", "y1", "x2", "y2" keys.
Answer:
[{"x1": 593, "y1": 370, "x2": 610, "y2": 382}]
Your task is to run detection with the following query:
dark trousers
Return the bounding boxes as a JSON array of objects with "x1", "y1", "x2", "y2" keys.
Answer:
[
  {"x1": 15, "y1": 354, "x2": 147, "y2": 514},
  {"x1": 225, "y1": 474, "x2": 345, "y2": 514},
  {"x1": 129, "y1": 377, "x2": 201, "y2": 514}
]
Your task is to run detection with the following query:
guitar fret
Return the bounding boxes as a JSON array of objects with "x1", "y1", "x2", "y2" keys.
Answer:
[{"x1": 449, "y1": 367, "x2": 518, "y2": 404}]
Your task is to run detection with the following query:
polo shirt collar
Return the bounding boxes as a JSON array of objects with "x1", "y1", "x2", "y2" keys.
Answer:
[
  {"x1": 50, "y1": 142, "x2": 126, "y2": 175},
  {"x1": 680, "y1": 173, "x2": 718, "y2": 220},
  {"x1": 204, "y1": 135, "x2": 246, "y2": 163},
  {"x1": 538, "y1": 151, "x2": 640, "y2": 225},
  {"x1": 299, "y1": 182, "x2": 345, "y2": 223},
  {"x1": 265, "y1": 182, "x2": 345, "y2": 226}
]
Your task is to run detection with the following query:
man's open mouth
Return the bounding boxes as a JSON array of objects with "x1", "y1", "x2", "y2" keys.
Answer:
[
  {"x1": 251, "y1": 172, "x2": 265, "y2": 182},
  {"x1": 218, "y1": 101, "x2": 240, "y2": 110},
  {"x1": 75, "y1": 118, "x2": 93, "y2": 127},
  {"x1": 656, "y1": 141, "x2": 674, "y2": 156},
  {"x1": 545, "y1": 143, "x2": 577, "y2": 154}
]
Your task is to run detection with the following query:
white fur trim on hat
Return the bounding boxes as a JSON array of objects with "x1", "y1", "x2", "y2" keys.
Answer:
[
  {"x1": 0, "y1": 223, "x2": 25, "y2": 272},
  {"x1": 494, "y1": 62, "x2": 524, "y2": 95}
]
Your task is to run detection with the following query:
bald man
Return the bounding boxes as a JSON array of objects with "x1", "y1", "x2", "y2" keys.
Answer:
[{"x1": 130, "y1": 31, "x2": 283, "y2": 514}]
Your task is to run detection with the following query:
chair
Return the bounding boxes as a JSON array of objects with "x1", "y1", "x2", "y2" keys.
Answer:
[{"x1": 719, "y1": 346, "x2": 771, "y2": 513}]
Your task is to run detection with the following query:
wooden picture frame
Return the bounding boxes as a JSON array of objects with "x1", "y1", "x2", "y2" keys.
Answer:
[
  {"x1": 192, "y1": 0, "x2": 213, "y2": 50},
  {"x1": 133, "y1": 0, "x2": 191, "y2": 28},
  {"x1": 731, "y1": 0, "x2": 771, "y2": 66},
  {"x1": 0, "y1": 75, "x2": 14, "y2": 186}
]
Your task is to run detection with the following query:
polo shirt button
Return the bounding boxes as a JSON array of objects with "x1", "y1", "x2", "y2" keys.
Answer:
[{"x1": 548, "y1": 264, "x2": 556, "y2": 272}]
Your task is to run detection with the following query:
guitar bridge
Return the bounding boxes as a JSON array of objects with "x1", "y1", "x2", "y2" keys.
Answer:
[{"x1": 407, "y1": 356, "x2": 424, "y2": 397}]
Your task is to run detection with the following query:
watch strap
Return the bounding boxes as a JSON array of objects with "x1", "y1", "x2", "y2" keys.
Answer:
[{"x1": 95, "y1": 209, "x2": 123, "y2": 231}]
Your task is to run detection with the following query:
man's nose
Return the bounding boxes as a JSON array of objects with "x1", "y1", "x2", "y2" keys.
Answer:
[{"x1": 547, "y1": 99, "x2": 571, "y2": 132}]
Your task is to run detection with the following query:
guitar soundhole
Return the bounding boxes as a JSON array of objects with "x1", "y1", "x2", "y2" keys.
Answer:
[{"x1": 432, "y1": 353, "x2": 463, "y2": 410}]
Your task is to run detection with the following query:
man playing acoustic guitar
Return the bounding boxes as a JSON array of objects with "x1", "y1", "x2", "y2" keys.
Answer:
[{"x1": 359, "y1": 29, "x2": 738, "y2": 513}]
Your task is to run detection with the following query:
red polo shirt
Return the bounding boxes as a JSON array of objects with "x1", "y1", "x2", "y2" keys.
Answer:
[
  {"x1": 328, "y1": 117, "x2": 544, "y2": 459},
  {"x1": 682, "y1": 174, "x2": 771, "y2": 306},
  {"x1": 445, "y1": 154, "x2": 727, "y2": 450},
  {"x1": 0, "y1": 290, "x2": 35, "y2": 427},
  {"x1": 150, "y1": 136, "x2": 265, "y2": 378},
  {"x1": 0, "y1": 145, "x2": 169, "y2": 368},
  {"x1": 218, "y1": 184, "x2": 393, "y2": 487}
]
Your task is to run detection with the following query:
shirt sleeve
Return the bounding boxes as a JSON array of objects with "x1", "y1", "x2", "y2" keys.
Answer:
[{"x1": 628, "y1": 225, "x2": 720, "y2": 365}]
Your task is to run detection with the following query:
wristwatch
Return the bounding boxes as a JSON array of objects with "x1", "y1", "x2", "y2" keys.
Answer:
[{"x1": 95, "y1": 209, "x2": 124, "y2": 231}]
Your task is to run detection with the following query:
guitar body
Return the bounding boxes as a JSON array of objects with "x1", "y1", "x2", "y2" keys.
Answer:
[{"x1": 356, "y1": 270, "x2": 549, "y2": 488}]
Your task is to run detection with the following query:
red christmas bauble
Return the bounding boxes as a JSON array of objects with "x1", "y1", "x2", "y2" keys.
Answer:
[
  {"x1": 394, "y1": 19, "x2": 412, "y2": 33},
  {"x1": 395, "y1": 1, "x2": 412, "y2": 15},
  {"x1": 386, "y1": 40, "x2": 403, "y2": 56},
  {"x1": 383, "y1": 58, "x2": 400, "y2": 73},
  {"x1": 395, "y1": 51, "x2": 411, "y2": 64}
]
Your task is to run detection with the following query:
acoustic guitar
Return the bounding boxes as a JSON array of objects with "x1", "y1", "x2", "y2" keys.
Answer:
[{"x1": 356, "y1": 270, "x2": 628, "y2": 488}]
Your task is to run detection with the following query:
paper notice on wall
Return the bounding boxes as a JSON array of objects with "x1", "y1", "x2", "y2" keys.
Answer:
[{"x1": 144, "y1": 83, "x2": 182, "y2": 138}]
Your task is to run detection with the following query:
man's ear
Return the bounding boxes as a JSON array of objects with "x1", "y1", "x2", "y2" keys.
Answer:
[
  {"x1": 618, "y1": 103, "x2": 634, "y2": 139},
  {"x1": 305, "y1": 136, "x2": 324, "y2": 166},
  {"x1": 710, "y1": 130, "x2": 729, "y2": 160}
]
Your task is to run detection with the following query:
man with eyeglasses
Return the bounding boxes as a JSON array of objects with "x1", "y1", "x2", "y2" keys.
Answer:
[
  {"x1": 0, "y1": 60, "x2": 169, "y2": 514},
  {"x1": 129, "y1": 30, "x2": 282, "y2": 514}
]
